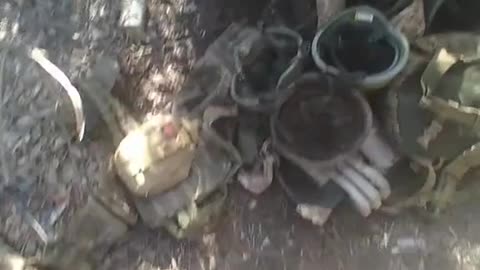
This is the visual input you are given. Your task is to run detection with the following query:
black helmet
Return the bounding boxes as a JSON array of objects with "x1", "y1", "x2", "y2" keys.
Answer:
[
  {"x1": 271, "y1": 72, "x2": 372, "y2": 187},
  {"x1": 271, "y1": 72, "x2": 373, "y2": 223},
  {"x1": 312, "y1": 6, "x2": 409, "y2": 90}
]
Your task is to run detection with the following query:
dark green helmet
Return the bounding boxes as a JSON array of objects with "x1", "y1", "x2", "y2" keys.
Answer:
[{"x1": 312, "y1": 6, "x2": 409, "y2": 90}]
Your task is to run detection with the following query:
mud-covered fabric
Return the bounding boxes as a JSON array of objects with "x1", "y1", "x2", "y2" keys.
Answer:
[
  {"x1": 133, "y1": 106, "x2": 241, "y2": 229},
  {"x1": 385, "y1": 32, "x2": 480, "y2": 161},
  {"x1": 173, "y1": 24, "x2": 263, "y2": 117},
  {"x1": 230, "y1": 26, "x2": 306, "y2": 112},
  {"x1": 383, "y1": 32, "x2": 480, "y2": 212}
]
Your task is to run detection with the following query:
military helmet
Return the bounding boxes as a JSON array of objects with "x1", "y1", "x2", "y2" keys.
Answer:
[
  {"x1": 311, "y1": 6, "x2": 409, "y2": 90},
  {"x1": 271, "y1": 72, "x2": 374, "y2": 222}
]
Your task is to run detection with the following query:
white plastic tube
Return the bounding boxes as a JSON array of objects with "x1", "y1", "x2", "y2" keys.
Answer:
[
  {"x1": 332, "y1": 172, "x2": 371, "y2": 217},
  {"x1": 346, "y1": 157, "x2": 391, "y2": 199},
  {"x1": 360, "y1": 128, "x2": 398, "y2": 172},
  {"x1": 338, "y1": 163, "x2": 382, "y2": 209}
]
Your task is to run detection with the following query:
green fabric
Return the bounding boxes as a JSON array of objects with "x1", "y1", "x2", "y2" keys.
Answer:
[
  {"x1": 163, "y1": 187, "x2": 227, "y2": 239},
  {"x1": 385, "y1": 32, "x2": 480, "y2": 212}
]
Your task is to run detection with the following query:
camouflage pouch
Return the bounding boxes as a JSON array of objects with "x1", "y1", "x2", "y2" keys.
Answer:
[
  {"x1": 230, "y1": 26, "x2": 306, "y2": 112},
  {"x1": 384, "y1": 32, "x2": 480, "y2": 211},
  {"x1": 133, "y1": 106, "x2": 241, "y2": 230},
  {"x1": 163, "y1": 186, "x2": 228, "y2": 239},
  {"x1": 174, "y1": 24, "x2": 262, "y2": 117},
  {"x1": 114, "y1": 114, "x2": 200, "y2": 197}
]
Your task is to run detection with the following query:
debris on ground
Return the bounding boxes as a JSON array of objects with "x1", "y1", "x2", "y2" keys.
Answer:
[
  {"x1": 391, "y1": 237, "x2": 427, "y2": 255},
  {"x1": 2, "y1": 0, "x2": 480, "y2": 269}
]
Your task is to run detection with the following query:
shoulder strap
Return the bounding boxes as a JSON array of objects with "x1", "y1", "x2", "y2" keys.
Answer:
[
  {"x1": 420, "y1": 48, "x2": 480, "y2": 134},
  {"x1": 419, "y1": 47, "x2": 480, "y2": 212}
]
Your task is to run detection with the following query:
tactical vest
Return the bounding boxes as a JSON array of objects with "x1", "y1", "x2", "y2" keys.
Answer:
[{"x1": 384, "y1": 32, "x2": 480, "y2": 212}]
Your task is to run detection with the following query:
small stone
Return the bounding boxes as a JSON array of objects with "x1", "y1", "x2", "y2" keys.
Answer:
[{"x1": 72, "y1": 32, "x2": 81, "y2": 40}]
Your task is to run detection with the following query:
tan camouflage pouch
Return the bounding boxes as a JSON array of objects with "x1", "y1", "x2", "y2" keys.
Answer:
[{"x1": 114, "y1": 114, "x2": 199, "y2": 197}]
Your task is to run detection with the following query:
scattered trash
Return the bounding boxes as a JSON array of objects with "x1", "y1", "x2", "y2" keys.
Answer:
[{"x1": 391, "y1": 237, "x2": 427, "y2": 254}]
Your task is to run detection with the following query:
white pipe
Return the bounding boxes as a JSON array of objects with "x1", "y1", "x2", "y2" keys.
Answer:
[
  {"x1": 360, "y1": 128, "x2": 398, "y2": 172},
  {"x1": 346, "y1": 157, "x2": 391, "y2": 199},
  {"x1": 332, "y1": 172, "x2": 372, "y2": 217},
  {"x1": 338, "y1": 163, "x2": 382, "y2": 209}
]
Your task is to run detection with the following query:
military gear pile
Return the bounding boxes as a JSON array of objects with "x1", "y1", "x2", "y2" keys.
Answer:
[
  {"x1": 27, "y1": 1, "x2": 480, "y2": 268},
  {"x1": 383, "y1": 32, "x2": 480, "y2": 213}
]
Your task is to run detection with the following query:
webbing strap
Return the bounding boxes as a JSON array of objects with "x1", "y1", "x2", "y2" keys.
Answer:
[
  {"x1": 163, "y1": 186, "x2": 227, "y2": 239},
  {"x1": 434, "y1": 142, "x2": 480, "y2": 212},
  {"x1": 418, "y1": 47, "x2": 480, "y2": 211},
  {"x1": 420, "y1": 48, "x2": 480, "y2": 134},
  {"x1": 381, "y1": 156, "x2": 436, "y2": 214}
]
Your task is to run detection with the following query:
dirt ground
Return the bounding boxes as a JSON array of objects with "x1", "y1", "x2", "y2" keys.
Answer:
[{"x1": 1, "y1": 0, "x2": 480, "y2": 269}]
